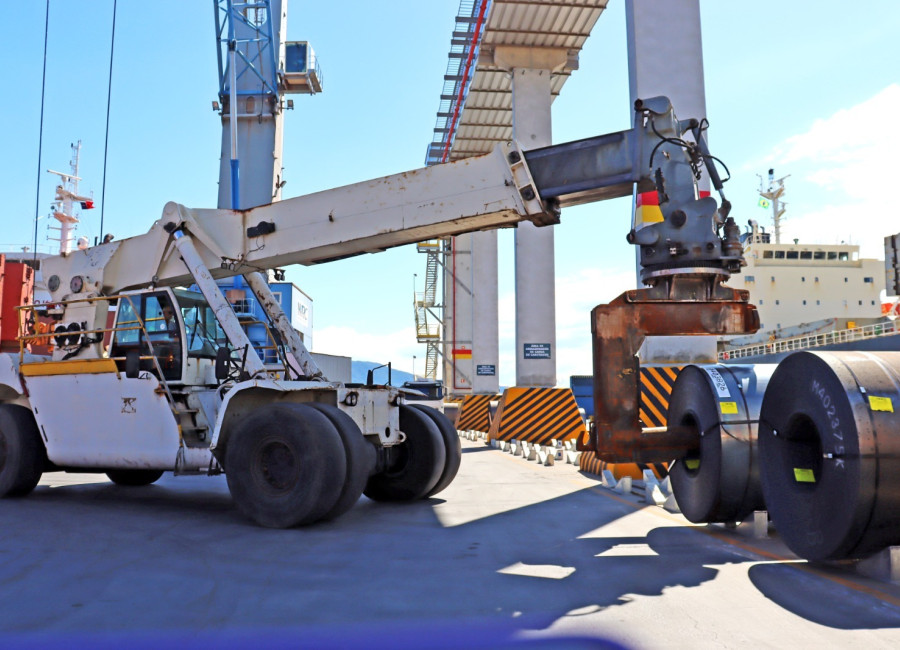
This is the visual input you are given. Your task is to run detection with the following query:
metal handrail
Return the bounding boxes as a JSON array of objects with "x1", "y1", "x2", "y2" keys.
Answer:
[
  {"x1": 14, "y1": 295, "x2": 183, "y2": 426},
  {"x1": 236, "y1": 316, "x2": 283, "y2": 366},
  {"x1": 721, "y1": 320, "x2": 899, "y2": 361}
]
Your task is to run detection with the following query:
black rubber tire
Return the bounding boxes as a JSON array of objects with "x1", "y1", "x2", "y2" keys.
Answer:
[
  {"x1": 225, "y1": 403, "x2": 346, "y2": 528},
  {"x1": 306, "y1": 403, "x2": 376, "y2": 521},
  {"x1": 409, "y1": 404, "x2": 461, "y2": 497},
  {"x1": 364, "y1": 404, "x2": 445, "y2": 502},
  {"x1": 0, "y1": 404, "x2": 45, "y2": 498},
  {"x1": 106, "y1": 469, "x2": 165, "y2": 486}
]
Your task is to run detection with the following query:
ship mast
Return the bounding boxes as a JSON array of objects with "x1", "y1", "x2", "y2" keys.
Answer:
[
  {"x1": 46, "y1": 141, "x2": 93, "y2": 255},
  {"x1": 758, "y1": 168, "x2": 789, "y2": 244}
]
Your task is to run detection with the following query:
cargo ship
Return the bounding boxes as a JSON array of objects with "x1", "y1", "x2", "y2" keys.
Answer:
[{"x1": 721, "y1": 171, "x2": 897, "y2": 362}]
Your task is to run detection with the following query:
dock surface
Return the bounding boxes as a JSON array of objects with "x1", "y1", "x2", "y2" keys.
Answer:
[{"x1": 2, "y1": 438, "x2": 900, "y2": 648}]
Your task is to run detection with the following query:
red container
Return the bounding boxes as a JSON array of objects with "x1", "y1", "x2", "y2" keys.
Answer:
[{"x1": 0, "y1": 259, "x2": 37, "y2": 352}]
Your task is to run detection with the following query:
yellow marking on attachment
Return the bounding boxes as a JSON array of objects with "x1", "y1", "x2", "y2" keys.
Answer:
[
  {"x1": 636, "y1": 205, "x2": 664, "y2": 224},
  {"x1": 794, "y1": 468, "x2": 816, "y2": 483},
  {"x1": 719, "y1": 401, "x2": 739, "y2": 415},
  {"x1": 868, "y1": 395, "x2": 894, "y2": 413},
  {"x1": 20, "y1": 358, "x2": 118, "y2": 377}
]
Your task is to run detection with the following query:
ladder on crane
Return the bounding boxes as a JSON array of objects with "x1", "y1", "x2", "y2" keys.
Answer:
[{"x1": 415, "y1": 240, "x2": 443, "y2": 379}]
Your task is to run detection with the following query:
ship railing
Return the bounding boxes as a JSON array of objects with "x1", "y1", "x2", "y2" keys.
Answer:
[{"x1": 720, "y1": 319, "x2": 899, "y2": 361}]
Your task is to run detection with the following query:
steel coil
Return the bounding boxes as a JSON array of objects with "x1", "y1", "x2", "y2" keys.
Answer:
[
  {"x1": 668, "y1": 364, "x2": 774, "y2": 523},
  {"x1": 758, "y1": 351, "x2": 900, "y2": 561}
]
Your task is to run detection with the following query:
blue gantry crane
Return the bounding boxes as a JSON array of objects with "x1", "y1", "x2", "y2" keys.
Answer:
[{"x1": 211, "y1": 0, "x2": 322, "y2": 357}]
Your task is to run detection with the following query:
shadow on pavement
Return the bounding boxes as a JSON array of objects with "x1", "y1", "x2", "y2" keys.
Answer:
[
  {"x1": 0, "y1": 475, "x2": 734, "y2": 642},
  {"x1": 748, "y1": 562, "x2": 900, "y2": 629},
  {"x1": 461, "y1": 445, "x2": 494, "y2": 454},
  {"x1": 3, "y1": 464, "x2": 900, "y2": 641}
]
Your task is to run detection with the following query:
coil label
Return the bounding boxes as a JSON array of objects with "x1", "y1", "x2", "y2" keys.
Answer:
[
  {"x1": 704, "y1": 368, "x2": 730, "y2": 398},
  {"x1": 868, "y1": 395, "x2": 894, "y2": 412},
  {"x1": 811, "y1": 379, "x2": 845, "y2": 469},
  {"x1": 719, "y1": 401, "x2": 738, "y2": 415}
]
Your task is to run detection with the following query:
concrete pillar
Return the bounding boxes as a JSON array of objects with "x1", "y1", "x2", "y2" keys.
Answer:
[
  {"x1": 442, "y1": 231, "x2": 500, "y2": 395},
  {"x1": 495, "y1": 46, "x2": 568, "y2": 388},
  {"x1": 472, "y1": 230, "x2": 500, "y2": 393},
  {"x1": 626, "y1": 0, "x2": 707, "y2": 174},
  {"x1": 626, "y1": 0, "x2": 712, "y2": 356},
  {"x1": 443, "y1": 45, "x2": 569, "y2": 395}
]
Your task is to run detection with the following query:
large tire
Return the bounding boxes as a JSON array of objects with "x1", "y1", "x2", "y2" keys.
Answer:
[
  {"x1": 364, "y1": 404, "x2": 445, "y2": 502},
  {"x1": 106, "y1": 469, "x2": 165, "y2": 486},
  {"x1": 225, "y1": 403, "x2": 346, "y2": 528},
  {"x1": 306, "y1": 403, "x2": 376, "y2": 521},
  {"x1": 409, "y1": 404, "x2": 461, "y2": 498},
  {"x1": 0, "y1": 404, "x2": 44, "y2": 498}
]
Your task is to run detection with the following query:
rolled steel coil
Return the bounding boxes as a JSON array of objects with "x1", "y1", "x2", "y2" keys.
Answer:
[
  {"x1": 758, "y1": 351, "x2": 900, "y2": 561},
  {"x1": 668, "y1": 364, "x2": 775, "y2": 524}
]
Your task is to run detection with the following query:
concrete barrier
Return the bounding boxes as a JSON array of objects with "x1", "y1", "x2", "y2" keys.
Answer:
[
  {"x1": 488, "y1": 387, "x2": 586, "y2": 445},
  {"x1": 615, "y1": 476, "x2": 633, "y2": 494},
  {"x1": 602, "y1": 470, "x2": 617, "y2": 488}
]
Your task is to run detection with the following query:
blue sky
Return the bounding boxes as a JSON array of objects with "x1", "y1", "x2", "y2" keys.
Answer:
[{"x1": 4, "y1": 1, "x2": 899, "y2": 386}]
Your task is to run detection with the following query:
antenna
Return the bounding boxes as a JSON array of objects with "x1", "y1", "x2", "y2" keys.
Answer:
[{"x1": 758, "y1": 168, "x2": 790, "y2": 244}]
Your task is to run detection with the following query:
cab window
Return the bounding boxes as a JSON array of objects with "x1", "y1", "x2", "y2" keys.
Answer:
[
  {"x1": 111, "y1": 292, "x2": 183, "y2": 381},
  {"x1": 175, "y1": 290, "x2": 227, "y2": 359}
]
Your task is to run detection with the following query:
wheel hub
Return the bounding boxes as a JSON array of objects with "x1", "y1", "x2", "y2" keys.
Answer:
[{"x1": 256, "y1": 440, "x2": 300, "y2": 492}]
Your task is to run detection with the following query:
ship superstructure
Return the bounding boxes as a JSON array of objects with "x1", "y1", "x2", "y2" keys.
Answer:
[
  {"x1": 723, "y1": 172, "x2": 890, "y2": 361},
  {"x1": 728, "y1": 221, "x2": 884, "y2": 347}
]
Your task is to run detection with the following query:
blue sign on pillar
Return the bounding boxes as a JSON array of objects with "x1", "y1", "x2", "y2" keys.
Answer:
[{"x1": 523, "y1": 343, "x2": 551, "y2": 359}]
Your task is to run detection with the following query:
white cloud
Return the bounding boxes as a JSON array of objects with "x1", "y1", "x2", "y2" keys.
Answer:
[
  {"x1": 758, "y1": 84, "x2": 900, "y2": 258},
  {"x1": 554, "y1": 267, "x2": 636, "y2": 383},
  {"x1": 773, "y1": 84, "x2": 899, "y2": 170},
  {"x1": 496, "y1": 266, "x2": 636, "y2": 387}
]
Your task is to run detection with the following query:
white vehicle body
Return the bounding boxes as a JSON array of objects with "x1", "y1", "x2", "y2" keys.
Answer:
[{"x1": 0, "y1": 98, "x2": 738, "y2": 527}]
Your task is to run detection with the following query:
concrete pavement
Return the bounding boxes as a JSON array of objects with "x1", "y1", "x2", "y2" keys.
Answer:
[{"x1": 1, "y1": 438, "x2": 899, "y2": 647}]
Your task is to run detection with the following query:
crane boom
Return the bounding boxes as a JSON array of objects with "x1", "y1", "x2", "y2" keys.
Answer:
[
  {"x1": 0, "y1": 98, "x2": 761, "y2": 529},
  {"x1": 42, "y1": 141, "x2": 550, "y2": 298},
  {"x1": 39, "y1": 97, "x2": 750, "y2": 372}
]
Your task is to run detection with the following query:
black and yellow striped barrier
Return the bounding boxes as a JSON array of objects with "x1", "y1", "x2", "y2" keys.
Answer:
[
  {"x1": 455, "y1": 394, "x2": 497, "y2": 433},
  {"x1": 487, "y1": 387, "x2": 585, "y2": 445},
  {"x1": 442, "y1": 397, "x2": 465, "y2": 428}
]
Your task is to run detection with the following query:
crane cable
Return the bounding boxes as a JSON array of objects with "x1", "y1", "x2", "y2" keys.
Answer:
[
  {"x1": 31, "y1": 0, "x2": 50, "y2": 303},
  {"x1": 99, "y1": 0, "x2": 118, "y2": 244}
]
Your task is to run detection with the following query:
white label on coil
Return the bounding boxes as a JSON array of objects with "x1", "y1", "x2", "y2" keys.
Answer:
[{"x1": 704, "y1": 368, "x2": 731, "y2": 398}]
